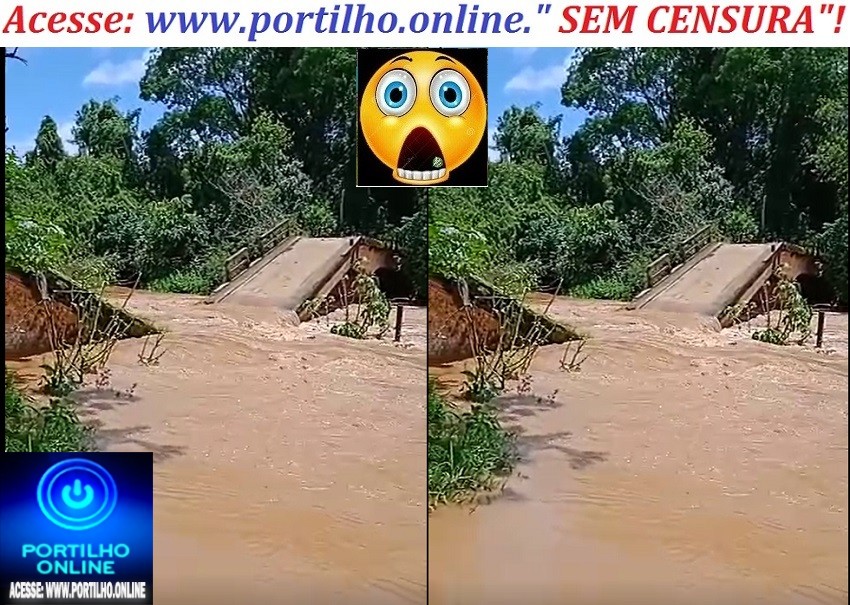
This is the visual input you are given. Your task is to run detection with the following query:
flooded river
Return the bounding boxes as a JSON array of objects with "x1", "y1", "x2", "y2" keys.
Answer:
[
  {"x1": 429, "y1": 297, "x2": 848, "y2": 605},
  {"x1": 11, "y1": 291, "x2": 428, "y2": 605},
  {"x1": 8, "y1": 286, "x2": 847, "y2": 604}
]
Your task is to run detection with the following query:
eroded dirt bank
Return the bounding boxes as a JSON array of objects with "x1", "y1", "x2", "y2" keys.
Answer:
[
  {"x1": 5, "y1": 271, "x2": 79, "y2": 359},
  {"x1": 429, "y1": 297, "x2": 848, "y2": 605},
  {"x1": 427, "y1": 276, "x2": 579, "y2": 365},
  {"x1": 10, "y1": 290, "x2": 427, "y2": 605},
  {"x1": 427, "y1": 278, "x2": 502, "y2": 365}
]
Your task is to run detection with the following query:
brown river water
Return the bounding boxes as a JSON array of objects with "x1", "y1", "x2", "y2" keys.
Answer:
[
  {"x1": 429, "y1": 297, "x2": 848, "y2": 605},
  {"x1": 10, "y1": 291, "x2": 427, "y2": 605},
  {"x1": 8, "y1": 289, "x2": 847, "y2": 604}
]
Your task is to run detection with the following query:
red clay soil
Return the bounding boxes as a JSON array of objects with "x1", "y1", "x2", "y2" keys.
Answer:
[
  {"x1": 427, "y1": 278, "x2": 502, "y2": 366},
  {"x1": 5, "y1": 271, "x2": 81, "y2": 360}
]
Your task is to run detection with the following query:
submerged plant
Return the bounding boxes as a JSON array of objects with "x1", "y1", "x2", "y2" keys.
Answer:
[
  {"x1": 461, "y1": 291, "x2": 559, "y2": 402},
  {"x1": 330, "y1": 260, "x2": 391, "y2": 340},
  {"x1": 751, "y1": 267, "x2": 814, "y2": 346}
]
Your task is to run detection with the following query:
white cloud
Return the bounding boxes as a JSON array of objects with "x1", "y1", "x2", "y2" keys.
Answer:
[
  {"x1": 83, "y1": 48, "x2": 153, "y2": 86},
  {"x1": 504, "y1": 51, "x2": 575, "y2": 93},
  {"x1": 512, "y1": 48, "x2": 540, "y2": 60}
]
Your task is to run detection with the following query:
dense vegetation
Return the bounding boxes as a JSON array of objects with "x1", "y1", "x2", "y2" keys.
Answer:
[
  {"x1": 5, "y1": 371, "x2": 93, "y2": 452},
  {"x1": 431, "y1": 48, "x2": 848, "y2": 305},
  {"x1": 5, "y1": 48, "x2": 431, "y2": 453},
  {"x1": 427, "y1": 47, "x2": 848, "y2": 507},
  {"x1": 5, "y1": 48, "x2": 427, "y2": 296},
  {"x1": 7, "y1": 48, "x2": 846, "y2": 307}
]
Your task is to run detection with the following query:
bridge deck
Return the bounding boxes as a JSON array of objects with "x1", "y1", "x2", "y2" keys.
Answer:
[
  {"x1": 209, "y1": 237, "x2": 358, "y2": 310},
  {"x1": 631, "y1": 243, "x2": 781, "y2": 318}
]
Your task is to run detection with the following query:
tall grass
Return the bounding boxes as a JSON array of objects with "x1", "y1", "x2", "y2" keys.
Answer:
[
  {"x1": 427, "y1": 381, "x2": 515, "y2": 509},
  {"x1": 5, "y1": 370, "x2": 93, "y2": 452}
]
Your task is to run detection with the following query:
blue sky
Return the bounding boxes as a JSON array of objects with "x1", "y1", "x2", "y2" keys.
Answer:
[{"x1": 4, "y1": 47, "x2": 587, "y2": 158}]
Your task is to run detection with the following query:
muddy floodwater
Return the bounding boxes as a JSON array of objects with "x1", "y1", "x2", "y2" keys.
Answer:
[
  {"x1": 10, "y1": 291, "x2": 427, "y2": 605},
  {"x1": 429, "y1": 297, "x2": 848, "y2": 605}
]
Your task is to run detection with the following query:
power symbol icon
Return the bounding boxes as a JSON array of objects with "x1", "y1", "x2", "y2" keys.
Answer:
[
  {"x1": 61, "y1": 479, "x2": 95, "y2": 509},
  {"x1": 37, "y1": 459, "x2": 118, "y2": 531}
]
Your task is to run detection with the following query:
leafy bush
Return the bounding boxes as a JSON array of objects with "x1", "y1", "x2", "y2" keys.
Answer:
[
  {"x1": 751, "y1": 273, "x2": 814, "y2": 345},
  {"x1": 517, "y1": 201, "x2": 630, "y2": 289},
  {"x1": 570, "y1": 255, "x2": 649, "y2": 301},
  {"x1": 718, "y1": 207, "x2": 760, "y2": 244},
  {"x1": 5, "y1": 371, "x2": 93, "y2": 453},
  {"x1": 815, "y1": 214, "x2": 848, "y2": 306},
  {"x1": 147, "y1": 258, "x2": 226, "y2": 295},
  {"x1": 428, "y1": 220, "x2": 492, "y2": 283},
  {"x1": 329, "y1": 264, "x2": 391, "y2": 339},
  {"x1": 298, "y1": 199, "x2": 337, "y2": 237},
  {"x1": 4, "y1": 216, "x2": 69, "y2": 274},
  {"x1": 100, "y1": 195, "x2": 212, "y2": 283},
  {"x1": 427, "y1": 382, "x2": 515, "y2": 508}
]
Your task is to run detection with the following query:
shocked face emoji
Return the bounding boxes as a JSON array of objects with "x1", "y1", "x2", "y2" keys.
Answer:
[{"x1": 359, "y1": 50, "x2": 487, "y2": 185}]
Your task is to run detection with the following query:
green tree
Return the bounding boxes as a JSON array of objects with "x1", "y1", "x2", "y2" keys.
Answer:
[
  {"x1": 140, "y1": 47, "x2": 419, "y2": 234},
  {"x1": 561, "y1": 48, "x2": 848, "y2": 239},
  {"x1": 493, "y1": 104, "x2": 561, "y2": 166},
  {"x1": 72, "y1": 100, "x2": 140, "y2": 162},
  {"x1": 26, "y1": 116, "x2": 66, "y2": 171}
]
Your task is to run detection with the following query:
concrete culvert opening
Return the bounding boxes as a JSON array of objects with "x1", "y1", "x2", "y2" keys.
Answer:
[
  {"x1": 796, "y1": 273, "x2": 840, "y2": 308},
  {"x1": 298, "y1": 241, "x2": 422, "y2": 321},
  {"x1": 373, "y1": 266, "x2": 416, "y2": 301}
]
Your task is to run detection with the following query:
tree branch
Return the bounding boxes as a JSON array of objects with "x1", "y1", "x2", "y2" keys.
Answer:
[{"x1": 5, "y1": 47, "x2": 28, "y2": 65}]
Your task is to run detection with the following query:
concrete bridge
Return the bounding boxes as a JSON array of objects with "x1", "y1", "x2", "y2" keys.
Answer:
[
  {"x1": 630, "y1": 226, "x2": 821, "y2": 326},
  {"x1": 206, "y1": 220, "x2": 398, "y2": 320}
]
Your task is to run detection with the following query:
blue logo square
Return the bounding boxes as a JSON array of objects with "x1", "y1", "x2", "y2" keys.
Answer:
[{"x1": 1, "y1": 453, "x2": 153, "y2": 604}]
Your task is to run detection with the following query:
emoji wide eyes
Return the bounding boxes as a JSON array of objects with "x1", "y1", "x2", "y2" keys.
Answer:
[
  {"x1": 430, "y1": 69, "x2": 471, "y2": 117},
  {"x1": 376, "y1": 69, "x2": 417, "y2": 117}
]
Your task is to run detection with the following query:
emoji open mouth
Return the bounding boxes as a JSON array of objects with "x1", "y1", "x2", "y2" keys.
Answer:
[{"x1": 396, "y1": 127, "x2": 447, "y2": 182}]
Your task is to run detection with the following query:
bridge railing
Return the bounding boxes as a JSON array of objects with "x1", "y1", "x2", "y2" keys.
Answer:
[
  {"x1": 646, "y1": 253, "x2": 674, "y2": 288},
  {"x1": 678, "y1": 225, "x2": 712, "y2": 263},
  {"x1": 223, "y1": 218, "x2": 300, "y2": 283},
  {"x1": 642, "y1": 224, "x2": 717, "y2": 290},
  {"x1": 225, "y1": 248, "x2": 251, "y2": 282}
]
